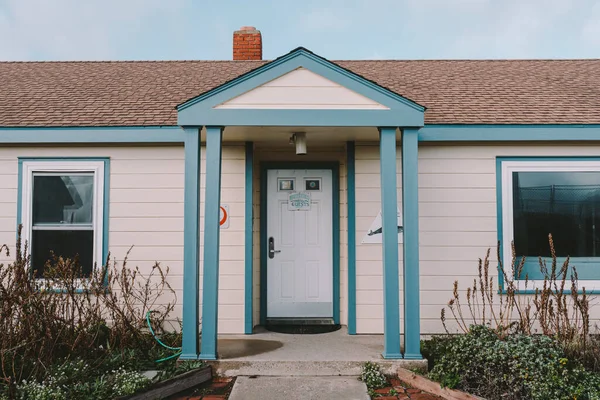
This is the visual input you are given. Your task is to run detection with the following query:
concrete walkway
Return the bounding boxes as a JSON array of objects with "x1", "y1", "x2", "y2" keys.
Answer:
[
  {"x1": 228, "y1": 376, "x2": 369, "y2": 400},
  {"x1": 207, "y1": 327, "x2": 427, "y2": 376}
]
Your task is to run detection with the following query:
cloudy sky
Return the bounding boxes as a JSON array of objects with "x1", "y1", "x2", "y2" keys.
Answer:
[{"x1": 1, "y1": 0, "x2": 599, "y2": 61}]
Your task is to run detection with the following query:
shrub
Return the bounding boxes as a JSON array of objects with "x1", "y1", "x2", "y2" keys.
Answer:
[
  {"x1": 428, "y1": 325, "x2": 600, "y2": 400},
  {"x1": 441, "y1": 234, "x2": 599, "y2": 372},
  {"x1": 0, "y1": 228, "x2": 177, "y2": 397},
  {"x1": 360, "y1": 362, "x2": 387, "y2": 390}
]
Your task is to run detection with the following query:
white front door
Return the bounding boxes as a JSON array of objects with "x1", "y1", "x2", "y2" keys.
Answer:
[{"x1": 266, "y1": 169, "x2": 333, "y2": 318}]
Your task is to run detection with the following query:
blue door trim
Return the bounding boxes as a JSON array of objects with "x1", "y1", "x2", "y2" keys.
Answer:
[
  {"x1": 259, "y1": 161, "x2": 340, "y2": 325},
  {"x1": 244, "y1": 142, "x2": 254, "y2": 334},
  {"x1": 401, "y1": 128, "x2": 423, "y2": 359},
  {"x1": 181, "y1": 128, "x2": 202, "y2": 360},
  {"x1": 199, "y1": 126, "x2": 224, "y2": 360},
  {"x1": 379, "y1": 127, "x2": 402, "y2": 359},
  {"x1": 346, "y1": 142, "x2": 357, "y2": 335}
]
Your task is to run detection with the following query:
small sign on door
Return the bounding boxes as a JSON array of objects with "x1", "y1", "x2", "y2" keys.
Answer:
[{"x1": 288, "y1": 192, "x2": 311, "y2": 211}]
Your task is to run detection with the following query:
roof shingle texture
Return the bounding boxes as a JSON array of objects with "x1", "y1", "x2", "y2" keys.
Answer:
[{"x1": 1, "y1": 59, "x2": 599, "y2": 126}]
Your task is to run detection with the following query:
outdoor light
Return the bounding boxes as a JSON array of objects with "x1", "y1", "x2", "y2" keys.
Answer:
[{"x1": 291, "y1": 132, "x2": 307, "y2": 155}]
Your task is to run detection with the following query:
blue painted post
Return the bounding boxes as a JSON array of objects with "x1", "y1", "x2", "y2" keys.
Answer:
[
  {"x1": 244, "y1": 142, "x2": 254, "y2": 334},
  {"x1": 347, "y1": 142, "x2": 357, "y2": 335},
  {"x1": 181, "y1": 127, "x2": 201, "y2": 360},
  {"x1": 379, "y1": 127, "x2": 402, "y2": 359},
  {"x1": 402, "y1": 128, "x2": 423, "y2": 359},
  {"x1": 199, "y1": 126, "x2": 224, "y2": 360}
]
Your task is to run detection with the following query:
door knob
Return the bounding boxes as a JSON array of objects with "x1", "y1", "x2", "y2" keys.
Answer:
[{"x1": 268, "y1": 237, "x2": 281, "y2": 259}]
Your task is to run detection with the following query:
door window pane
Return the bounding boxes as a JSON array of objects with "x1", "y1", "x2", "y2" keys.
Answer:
[
  {"x1": 512, "y1": 171, "x2": 600, "y2": 258},
  {"x1": 32, "y1": 175, "x2": 94, "y2": 224},
  {"x1": 31, "y1": 230, "x2": 94, "y2": 278}
]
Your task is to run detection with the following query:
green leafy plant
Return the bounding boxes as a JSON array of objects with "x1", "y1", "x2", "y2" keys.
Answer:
[
  {"x1": 441, "y1": 235, "x2": 599, "y2": 372},
  {"x1": 360, "y1": 362, "x2": 387, "y2": 390},
  {"x1": 428, "y1": 325, "x2": 600, "y2": 400}
]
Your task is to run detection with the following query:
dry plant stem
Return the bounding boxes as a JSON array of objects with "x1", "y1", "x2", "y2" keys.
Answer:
[
  {"x1": 443, "y1": 234, "x2": 595, "y2": 353},
  {"x1": 0, "y1": 226, "x2": 177, "y2": 393}
]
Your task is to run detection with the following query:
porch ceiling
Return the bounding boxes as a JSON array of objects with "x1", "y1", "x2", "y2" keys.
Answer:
[{"x1": 200, "y1": 125, "x2": 387, "y2": 143}]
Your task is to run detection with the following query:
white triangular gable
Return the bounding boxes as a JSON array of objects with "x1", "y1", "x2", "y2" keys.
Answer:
[{"x1": 215, "y1": 68, "x2": 389, "y2": 110}]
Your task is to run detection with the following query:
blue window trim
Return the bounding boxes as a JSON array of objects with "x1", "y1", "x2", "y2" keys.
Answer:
[
  {"x1": 16, "y1": 157, "x2": 110, "y2": 292},
  {"x1": 497, "y1": 156, "x2": 600, "y2": 294},
  {"x1": 177, "y1": 47, "x2": 424, "y2": 128},
  {"x1": 259, "y1": 161, "x2": 340, "y2": 325}
]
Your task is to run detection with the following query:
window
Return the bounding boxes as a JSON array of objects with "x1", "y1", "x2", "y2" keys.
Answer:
[
  {"x1": 500, "y1": 159, "x2": 600, "y2": 284},
  {"x1": 20, "y1": 160, "x2": 106, "y2": 278}
]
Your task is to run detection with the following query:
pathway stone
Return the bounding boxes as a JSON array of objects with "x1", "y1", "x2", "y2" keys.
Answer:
[{"x1": 229, "y1": 376, "x2": 370, "y2": 400}]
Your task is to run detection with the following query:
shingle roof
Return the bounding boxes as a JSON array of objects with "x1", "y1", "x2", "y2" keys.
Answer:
[{"x1": 1, "y1": 58, "x2": 599, "y2": 126}]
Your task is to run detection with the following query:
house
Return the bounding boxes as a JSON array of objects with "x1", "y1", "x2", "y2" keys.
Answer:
[{"x1": 1, "y1": 26, "x2": 600, "y2": 362}]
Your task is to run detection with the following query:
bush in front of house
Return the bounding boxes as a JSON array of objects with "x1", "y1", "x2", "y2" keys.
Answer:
[
  {"x1": 0, "y1": 227, "x2": 180, "y2": 399},
  {"x1": 427, "y1": 325, "x2": 600, "y2": 400}
]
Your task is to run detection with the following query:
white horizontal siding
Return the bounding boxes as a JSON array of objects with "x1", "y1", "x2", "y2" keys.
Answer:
[
  {"x1": 0, "y1": 144, "x2": 247, "y2": 334},
  {"x1": 355, "y1": 143, "x2": 600, "y2": 335},
  {"x1": 216, "y1": 68, "x2": 388, "y2": 110}
]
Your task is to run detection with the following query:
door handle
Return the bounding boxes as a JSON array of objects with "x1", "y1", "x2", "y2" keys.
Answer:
[{"x1": 268, "y1": 237, "x2": 281, "y2": 259}]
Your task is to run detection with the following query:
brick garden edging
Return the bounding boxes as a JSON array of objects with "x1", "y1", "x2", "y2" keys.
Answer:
[{"x1": 397, "y1": 368, "x2": 486, "y2": 400}]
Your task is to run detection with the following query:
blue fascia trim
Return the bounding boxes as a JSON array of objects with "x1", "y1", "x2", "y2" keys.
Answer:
[
  {"x1": 181, "y1": 128, "x2": 202, "y2": 360},
  {"x1": 402, "y1": 128, "x2": 422, "y2": 360},
  {"x1": 378, "y1": 128, "x2": 402, "y2": 359},
  {"x1": 179, "y1": 108, "x2": 424, "y2": 128},
  {"x1": 346, "y1": 142, "x2": 357, "y2": 335},
  {"x1": 177, "y1": 48, "x2": 424, "y2": 112},
  {"x1": 0, "y1": 126, "x2": 184, "y2": 144},
  {"x1": 16, "y1": 157, "x2": 110, "y2": 282},
  {"x1": 419, "y1": 124, "x2": 600, "y2": 142},
  {"x1": 244, "y1": 142, "x2": 254, "y2": 334},
  {"x1": 177, "y1": 49, "x2": 424, "y2": 127},
  {"x1": 496, "y1": 156, "x2": 600, "y2": 291},
  {"x1": 199, "y1": 126, "x2": 224, "y2": 360},
  {"x1": 258, "y1": 161, "x2": 341, "y2": 325}
]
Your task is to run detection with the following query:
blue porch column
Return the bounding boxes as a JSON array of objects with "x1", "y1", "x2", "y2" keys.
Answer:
[
  {"x1": 199, "y1": 126, "x2": 224, "y2": 360},
  {"x1": 402, "y1": 128, "x2": 423, "y2": 359},
  {"x1": 379, "y1": 127, "x2": 402, "y2": 359},
  {"x1": 181, "y1": 127, "x2": 201, "y2": 360}
]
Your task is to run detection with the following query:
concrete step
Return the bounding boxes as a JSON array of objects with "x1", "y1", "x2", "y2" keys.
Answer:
[
  {"x1": 228, "y1": 376, "x2": 370, "y2": 400},
  {"x1": 208, "y1": 359, "x2": 427, "y2": 377}
]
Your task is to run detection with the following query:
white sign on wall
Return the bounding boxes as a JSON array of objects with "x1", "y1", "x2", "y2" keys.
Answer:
[
  {"x1": 220, "y1": 205, "x2": 229, "y2": 229},
  {"x1": 361, "y1": 207, "x2": 403, "y2": 244}
]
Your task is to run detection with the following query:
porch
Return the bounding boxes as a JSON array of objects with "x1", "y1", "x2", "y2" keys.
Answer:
[
  {"x1": 177, "y1": 47, "x2": 425, "y2": 361},
  {"x1": 204, "y1": 327, "x2": 427, "y2": 377}
]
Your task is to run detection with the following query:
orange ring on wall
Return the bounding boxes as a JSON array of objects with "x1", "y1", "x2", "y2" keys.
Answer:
[{"x1": 219, "y1": 206, "x2": 228, "y2": 226}]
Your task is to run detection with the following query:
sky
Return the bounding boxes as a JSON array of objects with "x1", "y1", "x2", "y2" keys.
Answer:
[{"x1": 1, "y1": 0, "x2": 600, "y2": 61}]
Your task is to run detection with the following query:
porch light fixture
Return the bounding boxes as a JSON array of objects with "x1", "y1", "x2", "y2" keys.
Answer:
[{"x1": 290, "y1": 132, "x2": 307, "y2": 155}]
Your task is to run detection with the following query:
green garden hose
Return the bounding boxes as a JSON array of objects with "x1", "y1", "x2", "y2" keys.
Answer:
[{"x1": 146, "y1": 311, "x2": 182, "y2": 363}]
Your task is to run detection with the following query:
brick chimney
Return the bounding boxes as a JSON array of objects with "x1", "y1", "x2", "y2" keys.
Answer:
[{"x1": 233, "y1": 26, "x2": 262, "y2": 60}]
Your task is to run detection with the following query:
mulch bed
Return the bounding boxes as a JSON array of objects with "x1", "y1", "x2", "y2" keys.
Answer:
[
  {"x1": 370, "y1": 376, "x2": 442, "y2": 400},
  {"x1": 167, "y1": 376, "x2": 236, "y2": 400}
]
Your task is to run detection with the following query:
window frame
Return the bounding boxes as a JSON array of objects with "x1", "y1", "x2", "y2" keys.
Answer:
[
  {"x1": 499, "y1": 157, "x2": 600, "y2": 291},
  {"x1": 19, "y1": 159, "x2": 107, "y2": 280}
]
